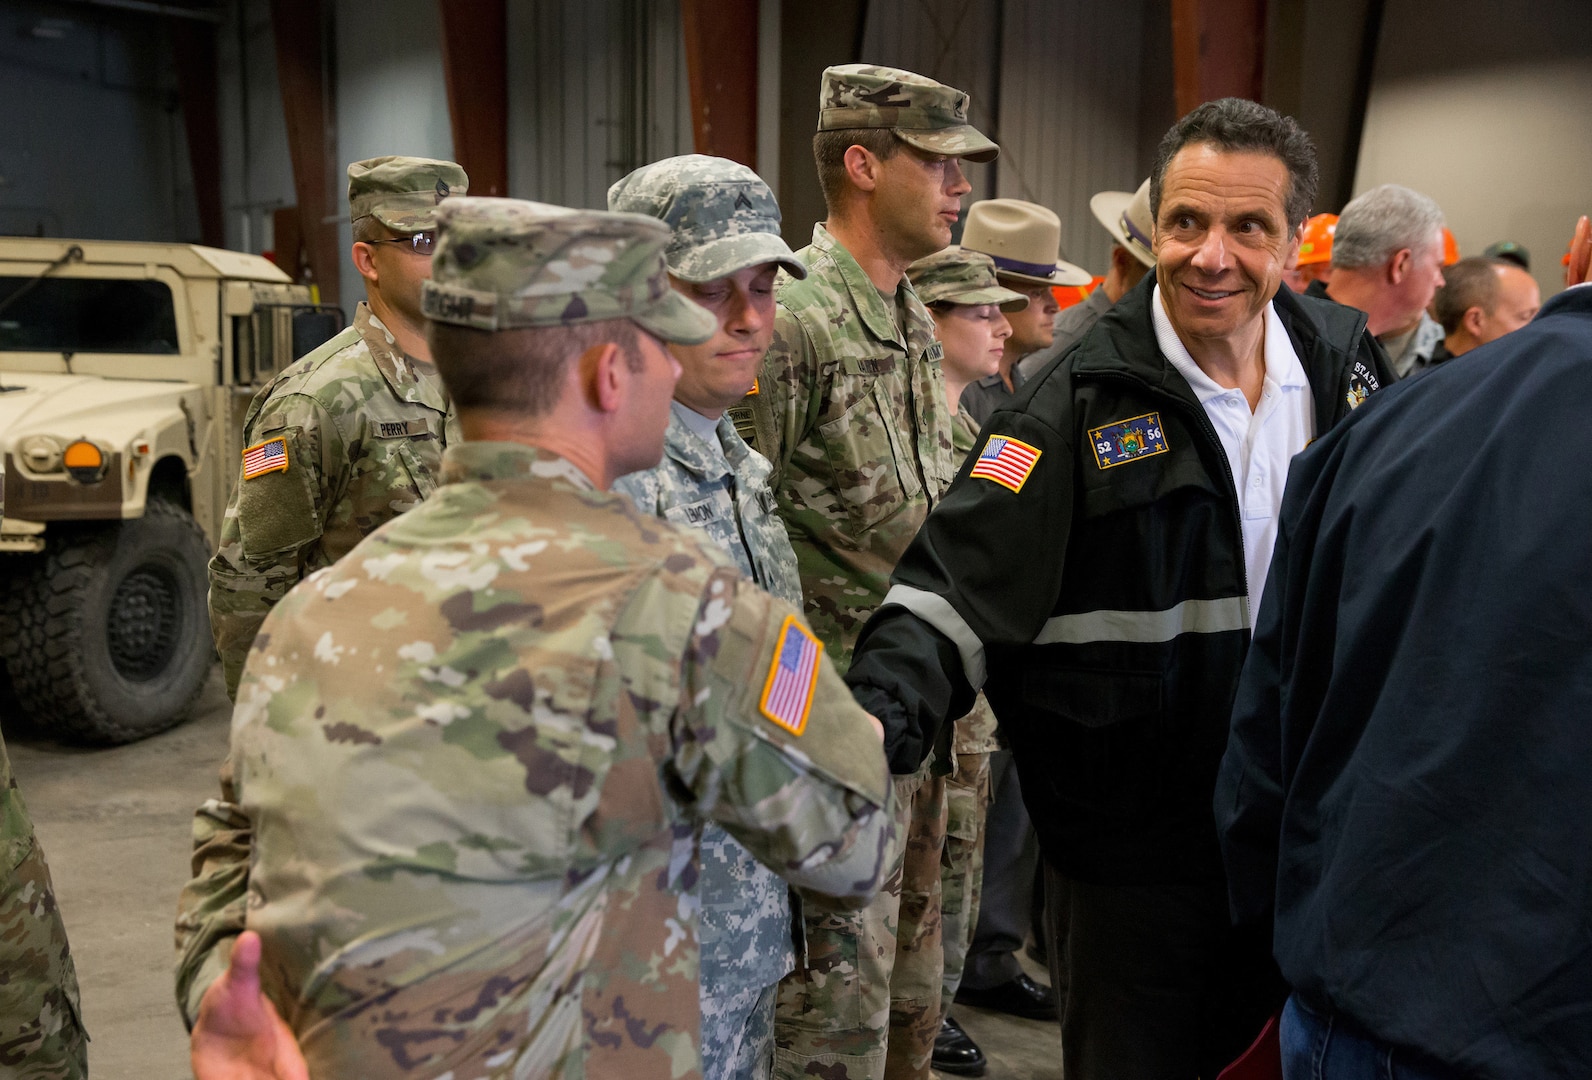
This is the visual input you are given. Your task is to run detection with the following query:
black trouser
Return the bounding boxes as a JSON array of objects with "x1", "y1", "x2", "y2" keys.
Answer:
[
  {"x1": 958, "y1": 750, "x2": 1042, "y2": 990},
  {"x1": 1041, "y1": 861, "x2": 1284, "y2": 1080}
]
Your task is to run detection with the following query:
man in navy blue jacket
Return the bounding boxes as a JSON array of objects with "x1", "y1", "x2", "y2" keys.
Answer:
[{"x1": 1215, "y1": 216, "x2": 1592, "y2": 1079}]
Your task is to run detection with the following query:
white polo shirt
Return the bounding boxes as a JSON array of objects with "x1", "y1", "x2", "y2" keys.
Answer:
[{"x1": 1151, "y1": 285, "x2": 1315, "y2": 621}]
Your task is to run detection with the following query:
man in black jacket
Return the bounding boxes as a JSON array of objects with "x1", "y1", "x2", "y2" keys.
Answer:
[
  {"x1": 845, "y1": 98, "x2": 1394, "y2": 1079},
  {"x1": 1215, "y1": 218, "x2": 1592, "y2": 1080}
]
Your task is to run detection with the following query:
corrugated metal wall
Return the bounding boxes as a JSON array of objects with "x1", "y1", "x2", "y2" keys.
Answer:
[
  {"x1": 503, "y1": 0, "x2": 1154, "y2": 268},
  {"x1": 857, "y1": 0, "x2": 1000, "y2": 209},
  {"x1": 507, "y1": 0, "x2": 694, "y2": 210},
  {"x1": 856, "y1": 0, "x2": 1150, "y2": 274}
]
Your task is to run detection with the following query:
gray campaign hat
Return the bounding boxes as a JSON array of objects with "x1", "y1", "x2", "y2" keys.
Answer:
[
  {"x1": 421, "y1": 196, "x2": 716, "y2": 345},
  {"x1": 347, "y1": 155, "x2": 468, "y2": 231},
  {"x1": 607, "y1": 155, "x2": 806, "y2": 283}
]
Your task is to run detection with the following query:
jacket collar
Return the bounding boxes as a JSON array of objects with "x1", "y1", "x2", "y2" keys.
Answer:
[
  {"x1": 808, "y1": 224, "x2": 909, "y2": 349},
  {"x1": 355, "y1": 302, "x2": 450, "y2": 415},
  {"x1": 440, "y1": 441, "x2": 596, "y2": 491},
  {"x1": 1538, "y1": 281, "x2": 1592, "y2": 320},
  {"x1": 1070, "y1": 273, "x2": 1370, "y2": 425}
]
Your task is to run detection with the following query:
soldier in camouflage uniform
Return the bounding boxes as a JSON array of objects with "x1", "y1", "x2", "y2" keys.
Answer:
[
  {"x1": 741, "y1": 64, "x2": 997, "y2": 1080},
  {"x1": 183, "y1": 197, "x2": 897, "y2": 1080},
  {"x1": 0, "y1": 733, "x2": 87, "y2": 1080},
  {"x1": 608, "y1": 155, "x2": 808, "y2": 1080},
  {"x1": 906, "y1": 247, "x2": 1026, "y2": 1075},
  {"x1": 208, "y1": 155, "x2": 467, "y2": 699}
]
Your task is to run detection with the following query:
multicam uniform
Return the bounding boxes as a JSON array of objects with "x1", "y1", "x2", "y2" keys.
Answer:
[
  {"x1": 0, "y1": 734, "x2": 87, "y2": 1079},
  {"x1": 747, "y1": 221, "x2": 955, "y2": 1079},
  {"x1": 614, "y1": 404, "x2": 805, "y2": 1079},
  {"x1": 227, "y1": 442, "x2": 894, "y2": 1078},
  {"x1": 182, "y1": 195, "x2": 898, "y2": 1078},
  {"x1": 207, "y1": 302, "x2": 458, "y2": 697}
]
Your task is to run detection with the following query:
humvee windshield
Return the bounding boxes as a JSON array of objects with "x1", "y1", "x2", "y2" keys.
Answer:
[{"x1": 0, "y1": 277, "x2": 180, "y2": 353}]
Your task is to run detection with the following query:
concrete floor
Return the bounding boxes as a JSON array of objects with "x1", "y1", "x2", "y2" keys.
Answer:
[
  {"x1": 4, "y1": 662, "x2": 1061, "y2": 1079},
  {"x1": 3, "y1": 666, "x2": 232, "y2": 1079}
]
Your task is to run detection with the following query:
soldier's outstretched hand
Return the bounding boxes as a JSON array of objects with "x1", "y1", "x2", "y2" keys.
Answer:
[{"x1": 190, "y1": 930, "x2": 308, "y2": 1080}]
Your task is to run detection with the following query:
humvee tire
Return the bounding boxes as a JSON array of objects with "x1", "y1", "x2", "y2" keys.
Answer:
[{"x1": 3, "y1": 499, "x2": 211, "y2": 744}]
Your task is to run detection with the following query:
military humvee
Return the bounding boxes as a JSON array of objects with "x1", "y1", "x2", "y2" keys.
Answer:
[{"x1": 0, "y1": 238, "x2": 340, "y2": 743}]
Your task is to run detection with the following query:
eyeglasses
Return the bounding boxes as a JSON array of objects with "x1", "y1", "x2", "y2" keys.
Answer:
[{"x1": 366, "y1": 232, "x2": 436, "y2": 256}]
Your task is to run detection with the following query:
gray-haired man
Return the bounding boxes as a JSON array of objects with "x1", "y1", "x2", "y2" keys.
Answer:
[
  {"x1": 609, "y1": 154, "x2": 808, "y2": 1080},
  {"x1": 1314, "y1": 183, "x2": 1447, "y2": 376}
]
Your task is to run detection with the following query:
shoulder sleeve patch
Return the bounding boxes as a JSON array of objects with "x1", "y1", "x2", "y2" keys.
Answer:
[
  {"x1": 968, "y1": 434, "x2": 1042, "y2": 493},
  {"x1": 241, "y1": 437, "x2": 289, "y2": 480},
  {"x1": 758, "y1": 614, "x2": 824, "y2": 736}
]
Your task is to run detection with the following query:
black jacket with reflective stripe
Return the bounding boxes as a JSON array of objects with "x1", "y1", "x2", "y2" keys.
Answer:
[{"x1": 847, "y1": 275, "x2": 1394, "y2": 884}]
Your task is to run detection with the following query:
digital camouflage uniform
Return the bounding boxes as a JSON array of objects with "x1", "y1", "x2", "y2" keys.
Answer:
[
  {"x1": 608, "y1": 153, "x2": 814, "y2": 1080},
  {"x1": 904, "y1": 247, "x2": 1022, "y2": 1018},
  {"x1": 742, "y1": 65, "x2": 998, "y2": 1080},
  {"x1": 615, "y1": 406, "x2": 804, "y2": 1079},
  {"x1": 178, "y1": 198, "x2": 898, "y2": 1078},
  {"x1": 207, "y1": 156, "x2": 467, "y2": 699},
  {"x1": 0, "y1": 734, "x2": 87, "y2": 1079}
]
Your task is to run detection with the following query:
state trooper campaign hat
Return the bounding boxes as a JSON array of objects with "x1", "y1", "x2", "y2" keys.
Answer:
[
  {"x1": 348, "y1": 155, "x2": 469, "y2": 232},
  {"x1": 421, "y1": 197, "x2": 717, "y2": 345},
  {"x1": 1090, "y1": 178, "x2": 1156, "y2": 269},
  {"x1": 606, "y1": 154, "x2": 807, "y2": 283},
  {"x1": 818, "y1": 64, "x2": 999, "y2": 163},
  {"x1": 906, "y1": 247, "x2": 1029, "y2": 311},
  {"x1": 961, "y1": 199, "x2": 1092, "y2": 286}
]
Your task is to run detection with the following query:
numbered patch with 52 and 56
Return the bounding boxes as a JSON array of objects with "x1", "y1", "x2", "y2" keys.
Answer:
[{"x1": 1088, "y1": 412, "x2": 1169, "y2": 470}]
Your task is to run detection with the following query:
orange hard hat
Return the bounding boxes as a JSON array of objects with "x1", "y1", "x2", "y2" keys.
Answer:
[
  {"x1": 1442, "y1": 227, "x2": 1460, "y2": 265},
  {"x1": 1296, "y1": 214, "x2": 1337, "y2": 266}
]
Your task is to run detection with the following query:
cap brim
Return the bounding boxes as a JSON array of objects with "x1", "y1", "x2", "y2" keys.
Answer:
[
  {"x1": 373, "y1": 207, "x2": 442, "y2": 232},
  {"x1": 668, "y1": 233, "x2": 808, "y2": 283},
  {"x1": 1090, "y1": 190, "x2": 1156, "y2": 269},
  {"x1": 929, "y1": 285, "x2": 1029, "y2": 310},
  {"x1": 895, "y1": 126, "x2": 999, "y2": 164},
  {"x1": 995, "y1": 260, "x2": 1094, "y2": 288},
  {"x1": 632, "y1": 288, "x2": 719, "y2": 346}
]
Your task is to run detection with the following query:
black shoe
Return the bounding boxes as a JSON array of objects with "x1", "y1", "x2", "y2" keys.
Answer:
[
  {"x1": 933, "y1": 1015, "x2": 987, "y2": 1076},
  {"x1": 953, "y1": 972, "x2": 1058, "y2": 1021}
]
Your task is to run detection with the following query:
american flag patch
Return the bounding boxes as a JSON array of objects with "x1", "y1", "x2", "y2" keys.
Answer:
[
  {"x1": 968, "y1": 434, "x2": 1041, "y2": 493},
  {"x1": 758, "y1": 615, "x2": 823, "y2": 736},
  {"x1": 241, "y1": 436, "x2": 289, "y2": 480}
]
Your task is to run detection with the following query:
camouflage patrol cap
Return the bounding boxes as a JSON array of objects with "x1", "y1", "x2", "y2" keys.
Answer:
[
  {"x1": 421, "y1": 197, "x2": 716, "y2": 345},
  {"x1": 607, "y1": 155, "x2": 807, "y2": 283},
  {"x1": 907, "y1": 247, "x2": 1028, "y2": 311},
  {"x1": 348, "y1": 155, "x2": 468, "y2": 231},
  {"x1": 819, "y1": 64, "x2": 998, "y2": 163}
]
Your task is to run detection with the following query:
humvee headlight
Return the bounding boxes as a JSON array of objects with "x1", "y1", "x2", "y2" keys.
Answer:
[
  {"x1": 62, "y1": 440, "x2": 107, "y2": 483},
  {"x1": 19, "y1": 436, "x2": 63, "y2": 473}
]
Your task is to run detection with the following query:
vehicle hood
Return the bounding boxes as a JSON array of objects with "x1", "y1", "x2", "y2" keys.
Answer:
[{"x1": 0, "y1": 372, "x2": 200, "y2": 450}]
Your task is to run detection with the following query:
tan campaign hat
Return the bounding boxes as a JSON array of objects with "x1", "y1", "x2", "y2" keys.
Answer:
[
  {"x1": 348, "y1": 155, "x2": 469, "y2": 232},
  {"x1": 819, "y1": 64, "x2": 998, "y2": 163},
  {"x1": 421, "y1": 196, "x2": 717, "y2": 345},
  {"x1": 906, "y1": 247, "x2": 1028, "y2": 311},
  {"x1": 1090, "y1": 178, "x2": 1156, "y2": 269},
  {"x1": 607, "y1": 154, "x2": 806, "y2": 283},
  {"x1": 961, "y1": 199, "x2": 1092, "y2": 286}
]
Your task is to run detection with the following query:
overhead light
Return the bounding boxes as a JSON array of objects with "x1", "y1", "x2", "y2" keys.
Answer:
[{"x1": 31, "y1": 19, "x2": 73, "y2": 39}]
